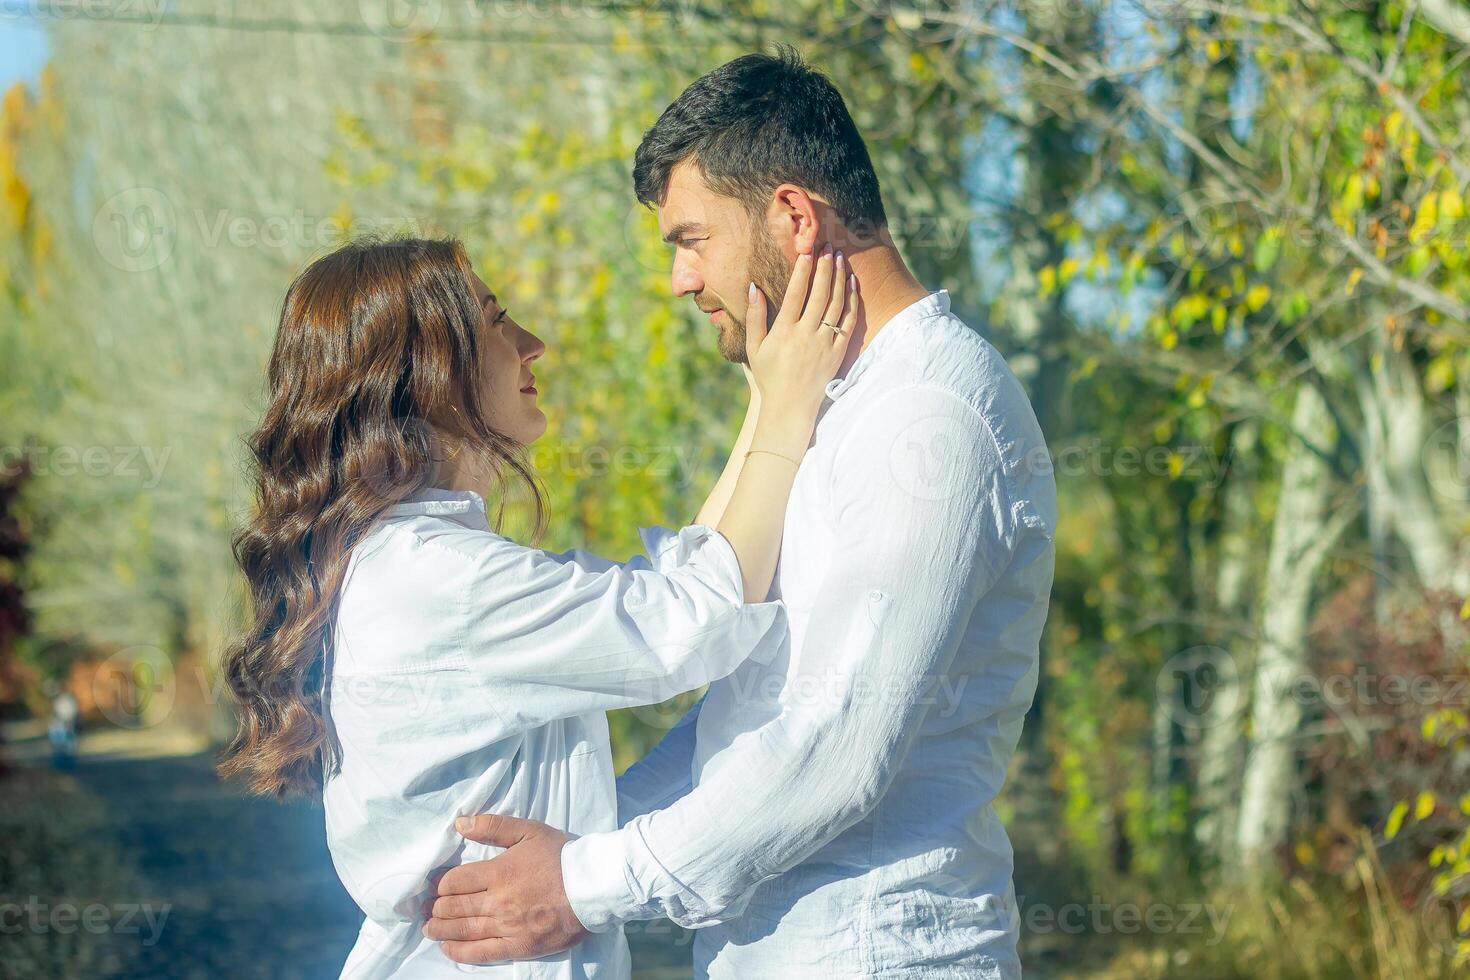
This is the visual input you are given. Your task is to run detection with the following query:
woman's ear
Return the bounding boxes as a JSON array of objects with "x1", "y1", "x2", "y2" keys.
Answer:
[{"x1": 768, "y1": 184, "x2": 822, "y2": 256}]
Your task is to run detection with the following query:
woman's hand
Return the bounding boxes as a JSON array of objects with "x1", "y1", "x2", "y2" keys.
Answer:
[{"x1": 745, "y1": 244, "x2": 858, "y2": 429}]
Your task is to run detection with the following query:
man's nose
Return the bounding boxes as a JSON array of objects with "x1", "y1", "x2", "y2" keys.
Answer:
[{"x1": 670, "y1": 255, "x2": 702, "y2": 298}]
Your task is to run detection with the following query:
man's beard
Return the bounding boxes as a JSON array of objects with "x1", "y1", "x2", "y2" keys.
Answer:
[{"x1": 716, "y1": 226, "x2": 791, "y2": 365}]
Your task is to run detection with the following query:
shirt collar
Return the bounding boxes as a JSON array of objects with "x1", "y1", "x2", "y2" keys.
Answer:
[
  {"x1": 382, "y1": 488, "x2": 491, "y2": 531},
  {"x1": 824, "y1": 289, "x2": 950, "y2": 401}
]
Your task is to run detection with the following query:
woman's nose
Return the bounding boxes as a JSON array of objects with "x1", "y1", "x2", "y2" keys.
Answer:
[{"x1": 520, "y1": 327, "x2": 546, "y2": 363}]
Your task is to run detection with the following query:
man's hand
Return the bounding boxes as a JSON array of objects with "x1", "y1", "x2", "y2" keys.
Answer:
[{"x1": 423, "y1": 814, "x2": 591, "y2": 965}]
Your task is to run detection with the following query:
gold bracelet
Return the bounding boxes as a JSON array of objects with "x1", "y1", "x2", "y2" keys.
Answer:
[{"x1": 745, "y1": 448, "x2": 801, "y2": 468}]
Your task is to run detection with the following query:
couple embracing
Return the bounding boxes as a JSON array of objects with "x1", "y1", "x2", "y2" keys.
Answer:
[{"x1": 221, "y1": 48, "x2": 1056, "y2": 980}]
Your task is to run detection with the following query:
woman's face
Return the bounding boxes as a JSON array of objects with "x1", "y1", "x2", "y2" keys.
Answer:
[{"x1": 468, "y1": 271, "x2": 547, "y2": 446}]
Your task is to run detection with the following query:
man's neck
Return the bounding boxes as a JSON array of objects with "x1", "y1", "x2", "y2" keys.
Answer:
[{"x1": 839, "y1": 243, "x2": 929, "y2": 377}]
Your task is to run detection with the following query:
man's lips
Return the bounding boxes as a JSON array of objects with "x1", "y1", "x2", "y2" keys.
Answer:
[{"x1": 520, "y1": 375, "x2": 537, "y2": 394}]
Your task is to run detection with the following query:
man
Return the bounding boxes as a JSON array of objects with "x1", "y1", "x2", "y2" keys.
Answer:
[{"x1": 425, "y1": 47, "x2": 1056, "y2": 978}]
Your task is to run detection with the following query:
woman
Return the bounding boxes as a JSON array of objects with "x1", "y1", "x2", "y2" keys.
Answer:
[{"x1": 218, "y1": 236, "x2": 858, "y2": 978}]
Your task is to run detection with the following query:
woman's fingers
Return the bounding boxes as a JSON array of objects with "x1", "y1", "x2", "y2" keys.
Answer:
[
  {"x1": 744, "y1": 282, "x2": 769, "y2": 362},
  {"x1": 819, "y1": 257, "x2": 849, "y2": 335},
  {"x1": 833, "y1": 273, "x2": 860, "y2": 348},
  {"x1": 774, "y1": 250, "x2": 815, "y2": 327},
  {"x1": 800, "y1": 245, "x2": 839, "y2": 327}
]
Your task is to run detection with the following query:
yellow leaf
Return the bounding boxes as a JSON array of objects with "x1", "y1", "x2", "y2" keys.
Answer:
[
  {"x1": 1411, "y1": 192, "x2": 1439, "y2": 242},
  {"x1": 1417, "y1": 791, "x2": 1436, "y2": 821},
  {"x1": 1245, "y1": 284, "x2": 1271, "y2": 312},
  {"x1": 1038, "y1": 265, "x2": 1057, "y2": 297},
  {"x1": 1386, "y1": 800, "x2": 1408, "y2": 839},
  {"x1": 1059, "y1": 257, "x2": 1080, "y2": 284},
  {"x1": 1162, "y1": 329, "x2": 1179, "y2": 350},
  {"x1": 1345, "y1": 268, "x2": 1363, "y2": 296},
  {"x1": 1442, "y1": 187, "x2": 1465, "y2": 221},
  {"x1": 1384, "y1": 111, "x2": 1403, "y2": 143}
]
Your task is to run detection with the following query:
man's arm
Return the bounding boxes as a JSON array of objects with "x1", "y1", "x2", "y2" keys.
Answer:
[
  {"x1": 616, "y1": 697, "x2": 703, "y2": 827},
  {"x1": 559, "y1": 386, "x2": 1023, "y2": 929},
  {"x1": 426, "y1": 385, "x2": 1044, "y2": 963}
]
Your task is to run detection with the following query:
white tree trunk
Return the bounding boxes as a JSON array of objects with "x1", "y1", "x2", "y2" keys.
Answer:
[
  {"x1": 1235, "y1": 383, "x2": 1356, "y2": 878},
  {"x1": 1196, "y1": 421, "x2": 1257, "y2": 865}
]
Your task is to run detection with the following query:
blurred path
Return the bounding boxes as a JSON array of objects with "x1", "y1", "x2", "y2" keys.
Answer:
[
  {"x1": 4, "y1": 722, "x2": 694, "y2": 979},
  {"x1": 73, "y1": 749, "x2": 362, "y2": 980},
  {"x1": 5, "y1": 722, "x2": 361, "y2": 979}
]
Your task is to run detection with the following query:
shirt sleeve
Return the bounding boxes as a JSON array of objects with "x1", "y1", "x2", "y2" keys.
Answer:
[
  {"x1": 452, "y1": 523, "x2": 784, "y2": 723},
  {"x1": 560, "y1": 385, "x2": 1034, "y2": 931},
  {"x1": 541, "y1": 524, "x2": 690, "y2": 576},
  {"x1": 615, "y1": 697, "x2": 703, "y2": 827}
]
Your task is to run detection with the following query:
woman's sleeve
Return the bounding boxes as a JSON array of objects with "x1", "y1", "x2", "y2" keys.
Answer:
[
  {"x1": 541, "y1": 526, "x2": 713, "y2": 576},
  {"x1": 450, "y1": 524, "x2": 785, "y2": 723}
]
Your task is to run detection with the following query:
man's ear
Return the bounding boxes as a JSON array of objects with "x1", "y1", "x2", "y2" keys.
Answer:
[{"x1": 768, "y1": 184, "x2": 822, "y2": 257}]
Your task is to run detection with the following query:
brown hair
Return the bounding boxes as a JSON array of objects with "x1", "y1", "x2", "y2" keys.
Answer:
[{"x1": 218, "y1": 236, "x2": 545, "y2": 798}]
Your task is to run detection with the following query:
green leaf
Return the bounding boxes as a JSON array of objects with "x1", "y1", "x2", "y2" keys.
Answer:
[{"x1": 1253, "y1": 228, "x2": 1281, "y2": 272}]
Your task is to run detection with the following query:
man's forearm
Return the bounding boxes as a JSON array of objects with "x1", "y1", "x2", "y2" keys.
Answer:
[{"x1": 615, "y1": 698, "x2": 702, "y2": 827}]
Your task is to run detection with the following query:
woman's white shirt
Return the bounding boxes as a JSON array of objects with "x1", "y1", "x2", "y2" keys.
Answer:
[{"x1": 323, "y1": 489, "x2": 786, "y2": 979}]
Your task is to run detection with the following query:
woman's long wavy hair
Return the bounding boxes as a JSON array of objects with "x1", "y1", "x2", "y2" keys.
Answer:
[{"x1": 218, "y1": 236, "x2": 545, "y2": 798}]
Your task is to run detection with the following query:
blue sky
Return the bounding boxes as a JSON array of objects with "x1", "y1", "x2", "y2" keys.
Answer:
[{"x1": 0, "y1": 18, "x2": 48, "y2": 87}]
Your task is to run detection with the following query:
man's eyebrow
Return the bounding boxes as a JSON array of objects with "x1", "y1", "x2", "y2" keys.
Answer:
[{"x1": 662, "y1": 221, "x2": 706, "y2": 244}]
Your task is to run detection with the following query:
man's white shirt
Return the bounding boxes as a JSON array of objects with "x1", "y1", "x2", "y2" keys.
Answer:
[{"x1": 561, "y1": 290, "x2": 1057, "y2": 979}]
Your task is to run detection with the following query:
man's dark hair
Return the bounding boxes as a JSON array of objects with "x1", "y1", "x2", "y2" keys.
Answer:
[{"x1": 633, "y1": 46, "x2": 887, "y2": 232}]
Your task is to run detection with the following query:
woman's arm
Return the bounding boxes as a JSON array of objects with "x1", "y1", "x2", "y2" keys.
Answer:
[
  {"x1": 692, "y1": 367, "x2": 759, "y2": 531},
  {"x1": 714, "y1": 246, "x2": 858, "y2": 601}
]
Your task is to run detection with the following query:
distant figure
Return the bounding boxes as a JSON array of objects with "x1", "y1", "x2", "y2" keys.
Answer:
[{"x1": 48, "y1": 686, "x2": 78, "y2": 769}]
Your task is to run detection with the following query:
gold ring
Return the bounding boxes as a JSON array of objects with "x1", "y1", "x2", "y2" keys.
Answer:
[{"x1": 821, "y1": 320, "x2": 841, "y2": 334}]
